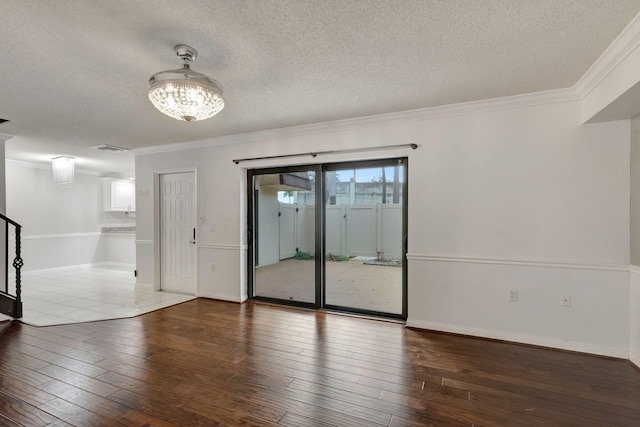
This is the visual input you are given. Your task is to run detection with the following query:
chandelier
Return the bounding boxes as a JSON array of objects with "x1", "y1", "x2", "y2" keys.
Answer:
[{"x1": 148, "y1": 44, "x2": 224, "y2": 122}]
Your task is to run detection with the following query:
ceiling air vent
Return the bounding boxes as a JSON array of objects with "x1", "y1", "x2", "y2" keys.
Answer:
[{"x1": 91, "y1": 144, "x2": 129, "y2": 152}]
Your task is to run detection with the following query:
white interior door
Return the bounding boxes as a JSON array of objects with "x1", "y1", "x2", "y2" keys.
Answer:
[{"x1": 160, "y1": 172, "x2": 196, "y2": 294}]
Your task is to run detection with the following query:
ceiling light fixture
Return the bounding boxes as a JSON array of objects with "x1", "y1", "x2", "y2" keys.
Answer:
[
  {"x1": 51, "y1": 156, "x2": 74, "y2": 185},
  {"x1": 148, "y1": 44, "x2": 224, "y2": 122}
]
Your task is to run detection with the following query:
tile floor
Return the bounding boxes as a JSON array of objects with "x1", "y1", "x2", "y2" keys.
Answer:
[{"x1": 0, "y1": 265, "x2": 194, "y2": 326}]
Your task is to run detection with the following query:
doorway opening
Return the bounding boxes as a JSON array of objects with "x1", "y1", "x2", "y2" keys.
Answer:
[{"x1": 248, "y1": 158, "x2": 407, "y2": 319}]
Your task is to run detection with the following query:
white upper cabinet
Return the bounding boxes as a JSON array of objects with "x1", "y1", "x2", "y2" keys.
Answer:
[{"x1": 104, "y1": 179, "x2": 135, "y2": 212}]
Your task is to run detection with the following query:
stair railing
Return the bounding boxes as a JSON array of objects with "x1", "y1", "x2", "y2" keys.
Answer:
[{"x1": 0, "y1": 213, "x2": 22, "y2": 318}]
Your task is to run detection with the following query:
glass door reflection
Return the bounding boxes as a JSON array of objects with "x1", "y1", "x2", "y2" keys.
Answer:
[{"x1": 253, "y1": 170, "x2": 316, "y2": 303}]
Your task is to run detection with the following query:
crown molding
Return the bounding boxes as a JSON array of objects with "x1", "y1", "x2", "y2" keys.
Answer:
[
  {"x1": 134, "y1": 87, "x2": 579, "y2": 156},
  {"x1": 108, "y1": 10, "x2": 640, "y2": 160},
  {"x1": 0, "y1": 132, "x2": 15, "y2": 142},
  {"x1": 574, "y1": 11, "x2": 640, "y2": 97}
]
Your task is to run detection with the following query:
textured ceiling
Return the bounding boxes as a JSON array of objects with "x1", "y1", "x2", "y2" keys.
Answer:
[{"x1": 1, "y1": 0, "x2": 640, "y2": 174}]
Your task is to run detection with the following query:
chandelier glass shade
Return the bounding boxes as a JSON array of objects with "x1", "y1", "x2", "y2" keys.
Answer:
[{"x1": 148, "y1": 45, "x2": 224, "y2": 122}]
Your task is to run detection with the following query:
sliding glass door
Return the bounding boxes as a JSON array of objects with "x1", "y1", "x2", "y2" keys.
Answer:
[
  {"x1": 248, "y1": 159, "x2": 407, "y2": 318},
  {"x1": 249, "y1": 167, "x2": 320, "y2": 305},
  {"x1": 324, "y1": 160, "x2": 406, "y2": 315}
]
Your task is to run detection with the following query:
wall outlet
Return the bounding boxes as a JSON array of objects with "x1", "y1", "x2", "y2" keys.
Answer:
[
  {"x1": 508, "y1": 290, "x2": 517, "y2": 302},
  {"x1": 561, "y1": 294, "x2": 571, "y2": 307}
]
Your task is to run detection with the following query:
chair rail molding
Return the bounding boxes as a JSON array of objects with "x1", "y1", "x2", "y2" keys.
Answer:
[{"x1": 406, "y1": 253, "x2": 629, "y2": 272}]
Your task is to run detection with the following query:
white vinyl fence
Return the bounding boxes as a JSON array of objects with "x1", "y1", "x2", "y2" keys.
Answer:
[{"x1": 278, "y1": 203, "x2": 402, "y2": 261}]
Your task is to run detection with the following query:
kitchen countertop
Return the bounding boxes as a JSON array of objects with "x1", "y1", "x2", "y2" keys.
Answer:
[{"x1": 101, "y1": 226, "x2": 135, "y2": 234}]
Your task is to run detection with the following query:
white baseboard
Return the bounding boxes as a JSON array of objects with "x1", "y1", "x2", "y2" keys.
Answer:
[
  {"x1": 91, "y1": 262, "x2": 136, "y2": 270},
  {"x1": 22, "y1": 262, "x2": 136, "y2": 274},
  {"x1": 19, "y1": 232, "x2": 101, "y2": 240},
  {"x1": 135, "y1": 282, "x2": 155, "y2": 292},
  {"x1": 198, "y1": 292, "x2": 246, "y2": 303},
  {"x1": 630, "y1": 350, "x2": 640, "y2": 369},
  {"x1": 22, "y1": 263, "x2": 96, "y2": 274},
  {"x1": 406, "y1": 319, "x2": 628, "y2": 359}
]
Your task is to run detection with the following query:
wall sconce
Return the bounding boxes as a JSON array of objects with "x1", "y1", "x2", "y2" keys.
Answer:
[{"x1": 52, "y1": 156, "x2": 75, "y2": 185}]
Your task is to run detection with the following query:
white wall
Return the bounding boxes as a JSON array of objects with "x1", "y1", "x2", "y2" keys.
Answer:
[
  {"x1": 0, "y1": 139, "x2": 8, "y2": 290},
  {"x1": 6, "y1": 161, "x2": 135, "y2": 270},
  {"x1": 632, "y1": 116, "x2": 640, "y2": 266},
  {"x1": 0, "y1": 140, "x2": 6, "y2": 214},
  {"x1": 630, "y1": 115, "x2": 640, "y2": 365},
  {"x1": 407, "y1": 103, "x2": 630, "y2": 357},
  {"x1": 103, "y1": 233, "x2": 136, "y2": 265},
  {"x1": 135, "y1": 97, "x2": 631, "y2": 357},
  {"x1": 631, "y1": 267, "x2": 640, "y2": 366},
  {"x1": 8, "y1": 162, "x2": 101, "y2": 234}
]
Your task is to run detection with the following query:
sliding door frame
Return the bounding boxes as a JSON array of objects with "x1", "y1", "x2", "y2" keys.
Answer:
[
  {"x1": 322, "y1": 158, "x2": 408, "y2": 319},
  {"x1": 247, "y1": 158, "x2": 408, "y2": 319},
  {"x1": 247, "y1": 164, "x2": 323, "y2": 309}
]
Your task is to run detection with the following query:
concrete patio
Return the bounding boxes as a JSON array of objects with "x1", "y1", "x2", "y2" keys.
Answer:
[{"x1": 255, "y1": 258, "x2": 403, "y2": 314}]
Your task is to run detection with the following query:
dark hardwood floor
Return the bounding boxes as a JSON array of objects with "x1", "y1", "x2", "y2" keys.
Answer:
[{"x1": 1, "y1": 299, "x2": 640, "y2": 426}]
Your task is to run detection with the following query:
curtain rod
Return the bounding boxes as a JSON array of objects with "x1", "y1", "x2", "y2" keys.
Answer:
[{"x1": 232, "y1": 143, "x2": 417, "y2": 164}]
